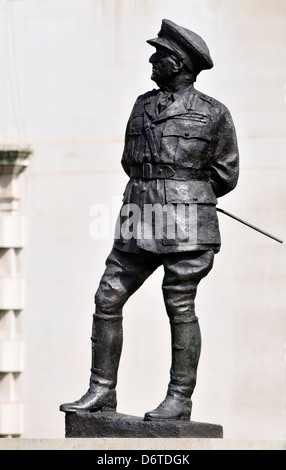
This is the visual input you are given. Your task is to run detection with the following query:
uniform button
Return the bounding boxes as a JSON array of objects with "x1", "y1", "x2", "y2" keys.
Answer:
[
  {"x1": 150, "y1": 124, "x2": 155, "y2": 130},
  {"x1": 185, "y1": 132, "x2": 190, "y2": 137},
  {"x1": 158, "y1": 168, "x2": 162, "y2": 174}
]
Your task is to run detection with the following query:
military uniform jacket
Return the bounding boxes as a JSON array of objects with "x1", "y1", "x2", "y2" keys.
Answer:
[{"x1": 113, "y1": 85, "x2": 239, "y2": 254}]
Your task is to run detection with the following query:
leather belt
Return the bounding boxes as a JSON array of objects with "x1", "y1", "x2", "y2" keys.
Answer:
[{"x1": 130, "y1": 163, "x2": 209, "y2": 181}]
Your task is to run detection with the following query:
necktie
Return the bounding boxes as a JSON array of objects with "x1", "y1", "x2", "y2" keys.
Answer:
[{"x1": 157, "y1": 91, "x2": 174, "y2": 114}]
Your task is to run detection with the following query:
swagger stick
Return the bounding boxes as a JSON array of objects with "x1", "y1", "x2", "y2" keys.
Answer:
[{"x1": 217, "y1": 208, "x2": 283, "y2": 244}]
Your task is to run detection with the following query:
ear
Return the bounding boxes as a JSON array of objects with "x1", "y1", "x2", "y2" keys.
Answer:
[{"x1": 172, "y1": 58, "x2": 184, "y2": 74}]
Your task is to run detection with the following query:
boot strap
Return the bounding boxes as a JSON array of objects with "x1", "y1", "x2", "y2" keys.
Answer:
[
  {"x1": 170, "y1": 315, "x2": 199, "y2": 324},
  {"x1": 93, "y1": 312, "x2": 122, "y2": 321}
]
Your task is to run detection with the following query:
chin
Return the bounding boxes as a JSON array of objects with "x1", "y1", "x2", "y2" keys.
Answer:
[{"x1": 151, "y1": 73, "x2": 161, "y2": 86}]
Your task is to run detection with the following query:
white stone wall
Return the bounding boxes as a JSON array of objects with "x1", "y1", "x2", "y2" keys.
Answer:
[{"x1": 0, "y1": 0, "x2": 285, "y2": 439}]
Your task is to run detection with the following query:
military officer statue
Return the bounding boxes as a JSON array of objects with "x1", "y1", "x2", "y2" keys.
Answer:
[{"x1": 60, "y1": 19, "x2": 239, "y2": 421}]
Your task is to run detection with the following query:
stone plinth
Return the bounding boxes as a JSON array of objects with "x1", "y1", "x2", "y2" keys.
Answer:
[
  {"x1": 64, "y1": 411, "x2": 223, "y2": 438},
  {"x1": 0, "y1": 438, "x2": 285, "y2": 450}
]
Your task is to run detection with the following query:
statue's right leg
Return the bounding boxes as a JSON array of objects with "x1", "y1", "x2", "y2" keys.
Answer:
[
  {"x1": 59, "y1": 308, "x2": 123, "y2": 413},
  {"x1": 60, "y1": 247, "x2": 160, "y2": 413}
]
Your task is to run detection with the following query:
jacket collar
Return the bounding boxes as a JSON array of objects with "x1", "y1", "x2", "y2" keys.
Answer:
[{"x1": 144, "y1": 85, "x2": 196, "y2": 122}]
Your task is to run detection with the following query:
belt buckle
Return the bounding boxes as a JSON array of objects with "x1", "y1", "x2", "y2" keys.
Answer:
[{"x1": 143, "y1": 163, "x2": 152, "y2": 179}]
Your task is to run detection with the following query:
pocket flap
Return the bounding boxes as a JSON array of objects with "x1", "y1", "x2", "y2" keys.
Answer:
[
  {"x1": 129, "y1": 115, "x2": 143, "y2": 135},
  {"x1": 163, "y1": 118, "x2": 212, "y2": 141},
  {"x1": 165, "y1": 180, "x2": 217, "y2": 204}
]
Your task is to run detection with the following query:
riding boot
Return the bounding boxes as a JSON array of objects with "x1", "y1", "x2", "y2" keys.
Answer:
[
  {"x1": 144, "y1": 315, "x2": 201, "y2": 421},
  {"x1": 60, "y1": 309, "x2": 123, "y2": 413}
]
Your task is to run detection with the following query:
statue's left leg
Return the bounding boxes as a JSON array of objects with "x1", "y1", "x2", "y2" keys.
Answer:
[{"x1": 144, "y1": 250, "x2": 214, "y2": 421}]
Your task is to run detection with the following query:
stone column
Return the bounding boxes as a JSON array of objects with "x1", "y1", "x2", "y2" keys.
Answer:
[{"x1": 0, "y1": 149, "x2": 31, "y2": 437}]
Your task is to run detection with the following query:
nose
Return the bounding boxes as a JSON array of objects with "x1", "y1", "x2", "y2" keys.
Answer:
[{"x1": 149, "y1": 53, "x2": 157, "y2": 64}]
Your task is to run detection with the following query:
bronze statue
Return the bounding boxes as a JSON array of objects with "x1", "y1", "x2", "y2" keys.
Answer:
[{"x1": 60, "y1": 19, "x2": 239, "y2": 421}]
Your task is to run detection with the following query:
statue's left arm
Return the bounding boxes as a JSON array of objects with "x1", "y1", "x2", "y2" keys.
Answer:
[{"x1": 209, "y1": 105, "x2": 239, "y2": 198}]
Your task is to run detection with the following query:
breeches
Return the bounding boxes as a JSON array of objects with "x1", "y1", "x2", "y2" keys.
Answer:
[{"x1": 95, "y1": 247, "x2": 214, "y2": 321}]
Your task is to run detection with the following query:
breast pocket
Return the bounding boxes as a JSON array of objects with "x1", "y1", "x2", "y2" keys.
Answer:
[
  {"x1": 129, "y1": 115, "x2": 143, "y2": 135},
  {"x1": 161, "y1": 117, "x2": 212, "y2": 167},
  {"x1": 127, "y1": 115, "x2": 144, "y2": 162}
]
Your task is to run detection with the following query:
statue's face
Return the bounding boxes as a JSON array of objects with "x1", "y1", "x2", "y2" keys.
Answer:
[{"x1": 149, "y1": 46, "x2": 178, "y2": 86}]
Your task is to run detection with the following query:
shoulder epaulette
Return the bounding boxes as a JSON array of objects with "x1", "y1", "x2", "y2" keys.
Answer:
[
  {"x1": 198, "y1": 92, "x2": 216, "y2": 107},
  {"x1": 138, "y1": 89, "x2": 158, "y2": 101}
]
